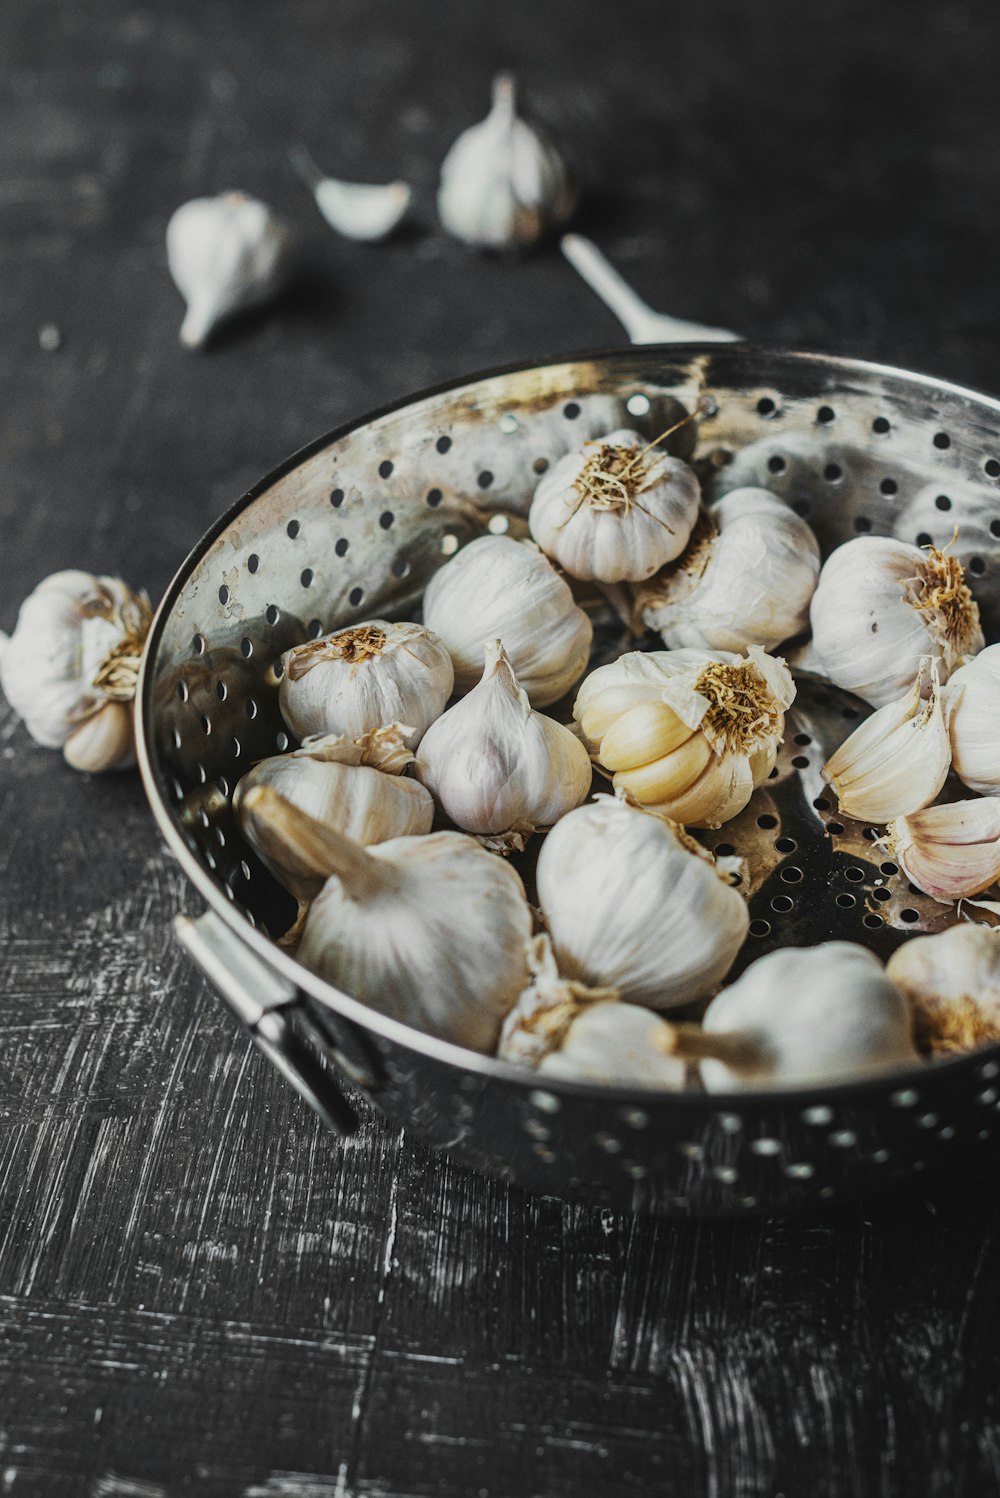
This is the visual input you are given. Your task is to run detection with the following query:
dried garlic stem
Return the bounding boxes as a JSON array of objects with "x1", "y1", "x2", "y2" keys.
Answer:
[
  {"x1": 287, "y1": 625, "x2": 387, "y2": 678},
  {"x1": 240, "y1": 785, "x2": 393, "y2": 900},
  {"x1": 656, "y1": 1022, "x2": 763, "y2": 1071},
  {"x1": 694, "y1": 658, "x2": 783, "y2": 755},
  {"x1": 909, "y1": 546, "x2": 981, "y2": 656}
]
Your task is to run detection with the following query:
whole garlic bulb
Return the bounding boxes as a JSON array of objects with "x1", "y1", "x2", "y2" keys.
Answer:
[
  {"x1": 535, "y1": 796, "x2": 749, "y2": 1010},
  {"x1": 421, "y1": 535, "x2": 592, "y2": 706},
  {"x1": 809, "y1": 537, "x2": 984, "y2": 708},
  {"x1": 634, "y1": 488, "x2": 821, "y2": 652},
  {"x1": 529, "y1": 428, "x2": 701, "y2": 584},
  {"x1": 499, "y1": 937, "x2": 687, "y2": 1089},
  {"x1": 414, "y1": 641, "x2": 593, "y2": 849},
  {"x1": 234, "y1": 725, "x2": 434, "y2": 902},
  {"x1": 574, "y1": 644, "x2": 795, "y2": 828},
  {"x1": 166, "y1": 191, "x2": 293, "y2": 349},
  {"x1": 244, "y1": 786, "x2": 533, "y2": 1052},
  {"x1": 885, "y1": 925, "x2": 1000, "y2": 1055},
  {"x1": 437, "y1": 73, "x2": 575, "y2": 250},
  {"x1": 944, "y1": 643, "x2": 1000, "y2": 795},
  {"x1": 278, "y1": 621, "x2": 454, "y2": 747},
  {"x1": 694, "y1": 943, "x2": 918, "y2": 1091},
  {"x1": 884, "y1": 799, "x2": 1000, "y2": 903},
  {"x1": 0, "y1": 569, "x2": 151, "y2": 772}
]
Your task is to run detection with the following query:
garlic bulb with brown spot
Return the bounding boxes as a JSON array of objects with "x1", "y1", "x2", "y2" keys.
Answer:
[
  {"x1": 884, "y1": 799, "x2": 1000, "y2": 903},
  {"x1": 166, "y1": 191, "x2": 294, "y2": 349},
  {"x1": 943, "y1": 643, "x2": 1000, "y2": 795},
  {"x1": 885, "y1": 924, "x2": 1000, "y2": 1056}
]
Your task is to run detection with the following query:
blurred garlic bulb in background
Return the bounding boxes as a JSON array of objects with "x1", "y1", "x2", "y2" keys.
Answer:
[
  {"x1": 422, "y1": 536, "x2": 592, "y2": 706},
  {"x1": 0, "y1": 569, "x2": 151, "y2": 772},
  {"x1": 437, "y1": 73, "x2": 575, "y2": 250},
  {"x1": 529, "y1": 428, "x2": 700, "y2": 583},
  {"x1": 823, "y1": 657, "x2": 951, "y2": 823},
  {"x1": 414, "y1": 641, "x2": 592, "y2": 849},
  {"x1": 245, "y1": 787, "x2": 533, "y2": 1052},
  {"x1": 535, "y1": 796, "x2": 748, "y2": 1009},
  {"x1": 885, "y1": 924, "x2": 1000, "y2": 1055},
  {"x1": 278, "y1": 621, "x2": 453, "y2": 745},
  {"x1": 634, "y1": 488, "x2": 820, "y2": 652},
  {"x1": 289, "y1": 145, "x2": 411, "y2": 242},
  {"x1": 574, "y1": 644, "x2": 794, "y2": 828},
  {"x1": 944, "y1": 643, "x2": 1000, "y2": 795},
  {"x1": 884, "y1": 799, "x2": 1000, "y2": 903},
  {"x1": 809, "y1": 536, "x2": 984, "y2": 708},
  {"x1": 166, "y1": 191, "x2": 293, "y2": 349}
]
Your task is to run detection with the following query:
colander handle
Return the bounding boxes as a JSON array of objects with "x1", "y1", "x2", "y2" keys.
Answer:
[{"x1": 175, "y1": 910, "x2": 358, "y2": 1136}]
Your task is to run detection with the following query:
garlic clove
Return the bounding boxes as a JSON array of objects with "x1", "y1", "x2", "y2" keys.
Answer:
[
  {"x1": 885, "y1": 798, "x2": 1000, "y2": 903},
  {"x1": 166, "y1": 191, "x2": 293, "y2": 349},
  {"x1": 597, "y1": 699, "x2": 691, "y2": 771},
  {"x1": 63, "y1": 699, "x2": 135, "y2": 773},
  {"x1": 288, "y1": 145, "x2": 411, "y2": 242},
  {"x1": 944, "y1": 642, "x2": 1000, "y2": 796},
  {"x1": 614, "y1": 731, "x2": 712, "y2": 802},
  {"x1": 885, "y1": 924, "x2": 1000, "y2": 1056}
]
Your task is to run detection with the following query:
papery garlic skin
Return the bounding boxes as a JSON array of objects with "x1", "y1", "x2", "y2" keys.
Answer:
[
  {"x1": 0, "y1": 569, "x2": 150, "y2": 771},
  {"x1": 421, "y1": 535, "x2": 592, "y2": 706},
  {"x1": 414, "y1": 641, "x2": 592, "y2": 841},
  {"x1": 438, "y1": 74, "x2": 575, "y2": 250},
  {"x1": 699, "y1": 943, "x2": 918, "y2": 1092},
  {"x1": 885, "y1": 925, "x2": 1000, "y2": 1055},
  {"x1": 529, "y1": 429, "x2": 700, "y2": 584},
  {"x1": 635, "y1": 488, "x2": 821, "y2": 652},
  {"x1": 823, "y1": 657, "x2": 952, "y2": 823},
  {"x1": 166, "y1": 192, "x2": 293, "y2": 349},
  {"x1": 535, "y1": 796, "x2": 748, "y2": 1010},
  {"x1": 809, "y1": 537, "x2": 984, "y2": 708},
  {"x1": 944, "y1": 643, "x2": 1000, "y2": 795},
  {"x1": 885, "y1": 799, "x2": 1000, "y2": 903},
  {"x1": 574, "y1": 644, "x2": 794, "y2": 829},
  {"x1": 278, "y1": 621, "x2": 454, "y2": 746}
]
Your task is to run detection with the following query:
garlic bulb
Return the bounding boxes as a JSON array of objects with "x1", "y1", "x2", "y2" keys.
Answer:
[
  {"x1": 0, "y1": 569, "x2": 151, "y2": 772},
  {"x1": 535, "y1": 796, "x2": 749, "y2": 1009},
  {"x1": 944, "y1": 643, "x2": 1000, "y2": 795},
  {"x1": 885, "y1": 799, "x2": 1000, "y2": 903},
  {"x1": 414, "y1": 641, "x2": 592, "y2": 848},
  {"x1": 574, "y1": 644, "x2": 794, "y2": 828},
  {"x1": 823, "y1": 657, "x2": 951, "y2": 823},
  {"x1": 166, "y1": 191, "x2": 293, "y2": 349},
  {"x1": 692, "y1": 943, "x2": 918, "y2": 1091},
  {"x1": 634, "y1": 488, "x2": 820, "y2": 652},
  {"x1": 244, "y1": 786, "x2": 533, "y2": 1052},
  {"x1": 278, "y1": 621, "x2": 454, "y2": 746},
  {"x1": 437, "y1": 73, "x2": 575, "y2": 250},
  {"x1": 529, "y1": 428, "x2": 700, "y2": 584},
  {"x1": 234, "y1": 725, "x2": 434, "y2": 902},
  {"x1": 885, "y1": 924, "x2": 1000, "y2": 1055},
  {"x1": 421, "y1": 535, "x2": 592, "y2": 706},
  {"x1": 289, "y1": 145, "x2": 411, "y2": 242},
  {"x1": 809, "y1": 537, "x2": 984, "y2": 708}
]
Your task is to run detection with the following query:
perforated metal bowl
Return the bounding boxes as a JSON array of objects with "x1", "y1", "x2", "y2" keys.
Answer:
[{"x1": 136, "y1": 345, "x2": 1000, "y2": 1216}]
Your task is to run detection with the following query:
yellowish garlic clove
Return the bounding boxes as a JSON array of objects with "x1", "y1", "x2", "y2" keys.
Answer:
[
  {"x1": 63, "y1": 699, "x2": 135, "y2": 773},
  {"x1": 885, "y1": 924, "x2": 1000, "y2": 1056},
  {"x1": 289, "y1": 145, "x2": 411, "y2": 242},
  {"x1": 166, "y1": 191, "x2": 294, "y2": 349},
  {"x1": 885, "y1": 798, "x2": 1000, "y2": 903},
  {"x1": 944, "y1": 642, "x2": 1000, "y2": 796}
]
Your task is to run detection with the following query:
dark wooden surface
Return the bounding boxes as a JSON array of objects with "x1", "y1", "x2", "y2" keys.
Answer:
[{"x1": 5, "y1": 2, "x2": 1000, "y2": 1494}]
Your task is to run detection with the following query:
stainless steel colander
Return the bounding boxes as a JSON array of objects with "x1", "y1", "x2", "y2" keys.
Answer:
[{"x1": 136, "y1": 344, "x2": 1000, "y2": 1216}]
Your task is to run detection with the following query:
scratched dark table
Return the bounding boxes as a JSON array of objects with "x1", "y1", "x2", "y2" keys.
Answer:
[{"x1": 4, "y1": 1, "x2": 1000, "y2": 1494}]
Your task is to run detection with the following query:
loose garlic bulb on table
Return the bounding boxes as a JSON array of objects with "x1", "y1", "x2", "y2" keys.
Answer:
[
  {"x1": 884, "y1": 799, "x2": 1000, "y2": 903},
  {"x1": 278, "y1": 621, "x2": 453, "y2": 746},
  {"x1": 944, "y1": 643, "x2": 1000, "y2": 795},
  {"x1": 421, "y1": 535, "x2": 592, "y2": 706},
  {"x1": 633, "y1": 488, "x2": 820, "y2": 652},
  {"x1": 885, "y1": 925, "x2": 1000, "y2": 1055},
  {"x1": 0, "y1": 569, "x2": 151, "y2": 772},
  {"x1": 243, "y1": 787, "x2": 533, "y2": 1052},
  {"x1": 415, "y1": 641, "x2": 592, "y2": 850},
  {"x1": 574, "y1": 644, "x2": 794, "y2": 828},
  {"x1": 535, "y1": 796, "x2": 749, "y2": 1009},
  {"x1": 823, "y1": 657, "x2": 952, "y2": 823},
  {"x1": 809, "y1": 537, "x2": 984, "y2": 708},
  {"x1": 166, "y1": 191, "x2": 293, "y2": 349},
  {"x1": 529, "y1": 428, "x2": 700, "y2": 583}
]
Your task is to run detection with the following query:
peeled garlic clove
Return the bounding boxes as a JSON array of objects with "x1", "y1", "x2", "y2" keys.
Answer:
[
  {"x1": 693, "y1": 942, "x2": 918, "y2": 1091},
  {"x1": 63, "y1": 699, "x2": 135, "y2": 773},
  {"x1": 885, "y1": 924, "x2": 1000, "y2": 1055},
  {"x1": 529, "y1": 428, "x2": 700, "y2": 584},
  {"x1": 244, "y1": 786, "x2": 533, "y2": 1052},
  {"x1": 278, "y1": 620, "x2": 454, "y2": 746},
  {"x1": 634, "y1": 489, "x2": 821, "y2": 652},
  {"x1": 166, "y1": 191, "x2": 293, "y2": 349},
  {"x1": 823, "y1": 656, "x2": 952, "y2": 823},
  {"x1": 438, "y1": 73, "x2": 575, "y2": 250},
  {"x1": 885, "y1": 798, "x2": 1000, "y2": 903},
  {"x1": 421, "y1": 535, "x2": 592, "y2": 707},
  {"x1": 414, "y1": 640, "x2": 592, "y2": 843},
  {"x1": 809, "y1": 536, "x2": 984, "y2": 708},
  {"x1": 289, "y1": 144, "x2": 411, "y2": 242},
  {"x1": 535, "y1": 795, "x2": 748, "y2": 1010},
  {"x1": 944, "y1": 643, "x2": 1000, "y2": 795}
]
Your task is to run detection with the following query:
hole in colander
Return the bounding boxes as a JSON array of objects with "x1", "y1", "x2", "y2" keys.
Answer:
[
  {"x1": 216, "y1": 682, "x2": 227, "y2": 701},
  {"x1": 177, "y1": 682, "x2": 188, "y2": 702},
  {"x1": 771, "y1": 895, "x2": 794, "y2": 913},
  {"x1": 335, "y1": 538, "x2": 349, "y2": 557},
  {"x1": 756, "y1": 396, "x2": 776, "y2": 416},
  {"x1": 969, "y1": 556, "x2": 986, "y2": 575},
  {"x1": 287, "y1": 520, "x2": 300, "y2": 539},
  {"x1": 440, "y1": 534, "x2": 459, "y2": 557},
  {"x1": 880, "y1": 861, "x2": 898, "y2": 875},
  {"x1": 768, "y1": 455, "x2": 786, "y2": 475},
  {"x1": 349, "y1": 586, "x2": 365, "y2": 606},
  {"x1": 933, "y1": 431, "x2": 951, "y2": 450},
  {"x1": 200, "y1": 714, "x2": 212, "y2": 735},
  {"x1": 842, "y1": 705, "x2": 860, "y2": 719},
  {"x1": 231, "y1": 736, "x2": 242, "y2": 758},
  {"x1": 794, "y1": 732, "x2": 812, "y2": 745},
  {"x1": 196, "y1": 762, "x2": 207, "y2": 784},
  {"x1": 836, "y1": 893, "x2": 856, "y2": 908},
  {"x1": 300, "y1": 568, "x2": 314, "y2": 588},
  {"x1": 793, "y1": 500, "x2": 811, "y2": 518},
  {"x1": 935, "y1": 494, "x2": 952, "y2": 511},
  {"x1": 218, "y1": 585, "x2": 229, "y2": 605},
  {"x1": 488, "y1": 514, "x2": 510, "y2": 534},
  {"x1": 247, "y1": 554, "x2": 260, "y2": 573},
  {"x1": 240, "y1": 859, "x2": 252, "y2": 882},
  {"x1": 780, "y1": 867, "x2": 803, "y2": 884},
  {"x1": 872, "y1": 886, "x2": 892, "y2": 903},
  {"x1": 533, "y1": 457, "x2": 550, "y2": 475},
  {"x1": 916, "y1": 531, "x2": 933, "y2": 547},
  {"x1": 879, "y1": 477, "x2": 898, "y2": 496},
  {"x1": 214, "y1": 827, "x2": 226, "y2": 848},
  {"x1": 845, "y1": 867, "x2": 865, "y2": 882},
  {"x1": 828, "y1": 820, "x2": 845, "y2": 835},
  {"x1": 872, "y1": 416, "x2": 891, "y2": 434},
  {"x1": 192, "y1": 633, "x2": 206, "y2": 655},
  {"x1": 991, "y1": 520, "x2": 1000, "y2": 538},
  {"x1": 379, "y1": 511, "x2": 394, "y2": 530},
  {"x1": 391, "y1": 558, "x2": 411, "y2": 579},
  {"x1": 824, "y1": 463, "x2": 842, "y2": 482},
  {"x1": 265, "y1": 605, "x2": 280, "y2": 626},
  {"x1": 276, "y1": 731, "x2": 289, "y2": 751},
  {"x1": 985, "y1": 458, "x2": 1000, "y2": 478},
  {"x1": 791, "y1": 755, "x2": 809, "y2": 769},
  {"x1": 564, "y1": 402, "x2": 581, "y2": 420},
  {"x1": 813, "y1": 796, "x2": 830, "y2": 810},
  {"x1": 715, "y1": 842, "x2": 735, "y2": 856},
  {"x1": 854, "y1": 515, "x2": 872, "y2": 533},
  {"x1": 864, "y1": 913, "x2": 884, "y2": 929},
  {"x1": 756, "y1": 814, "x2": 777, "y2": 829},
  {"x1": 775, "y1": 836, "x2": 796, "y2": 853},
  {"x1": 426, "y1": 488, "x2": 443, "y2": 507},
  {"x1": 378, "y1": 459, "x2": 393, "y2": 479},
  {"x1": 900, "y1": 908, "x2": 920, "y2": 923},
  {"x1": 240, "y1": 638, "x2": 253, "y2": 659},
  {"x1": 218, "y1": 776, "x2": 230, "y2": 797},
  {"x1": 749, "y1": 919, "x2": 771, "y2": 937},
  {"x1": 436, "y1": 435, "x2": 452, "y2": 454},
  {"x1": 171, "y1": 728, "x2": 182, "y2": 749},
  {"x1": 817, "y1": 404, "x2": 835, "y2": 425},
  {"x1": 330, "y1": 488, "x2": 344, "y2": 508},
  {"x1": 477, "y1": 471, "x2": 494, "y2": 490}
]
